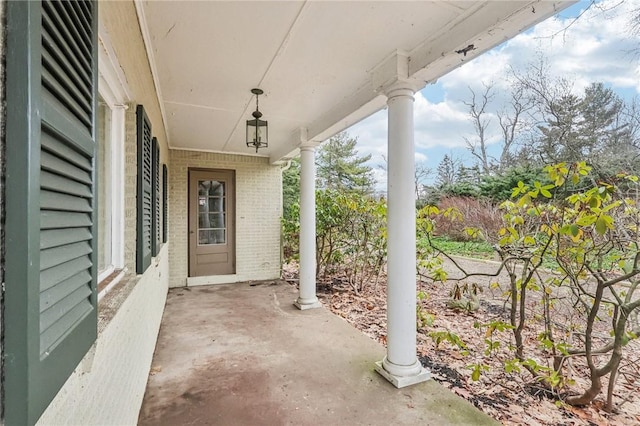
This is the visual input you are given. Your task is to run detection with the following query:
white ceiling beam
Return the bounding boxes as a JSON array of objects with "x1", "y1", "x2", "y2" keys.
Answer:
[
  {"x1": 272, "y1": 51, "x2": 427, "y2": 163},
  {"x1": 270, "y1": 127, "x2": 312, "y2": 164},
  {"x1": 409, "y1": 1, "x2": 574, "y2": 80},
  {"x1": 268, "y1": 1, "x2": 575, "y2": 165},
  {"x1": 306, "y1": 82, "x2": 386, "y2": 143}
]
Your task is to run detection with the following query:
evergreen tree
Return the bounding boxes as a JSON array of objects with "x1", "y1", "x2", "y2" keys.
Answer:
[
  {"x1": 316, "y1": 132, "x2": 374, "y2": 192},
  {"x1": 535, "y1": 83, "x2": 628, "y2": 166},
  {"x1": 435, "y1": 154, "x2": 458, "y2": 187}
]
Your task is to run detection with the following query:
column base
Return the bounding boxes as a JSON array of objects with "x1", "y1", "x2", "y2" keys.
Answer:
[
  {"x1": 374, "y1": 358, "x2": 431, "y2": 388},
  {"x1": 294, "y1": 298, "x2": 322, "y2": 310}
]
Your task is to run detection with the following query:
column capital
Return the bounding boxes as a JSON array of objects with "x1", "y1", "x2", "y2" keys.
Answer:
[
  {"x1": 370, "y1": 50, "x2": 427, "y2": 98},
  {"x1": 295, "y1": 127, "x2": 321, "y2": 151},
  {"x1": 384, "y1": 83, "x2": 419, "y2": 101}
]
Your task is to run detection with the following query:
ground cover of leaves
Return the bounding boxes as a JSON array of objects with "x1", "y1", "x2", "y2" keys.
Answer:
[{"x1": 283, "y1": 260, "x2": 640, "y2": 426}]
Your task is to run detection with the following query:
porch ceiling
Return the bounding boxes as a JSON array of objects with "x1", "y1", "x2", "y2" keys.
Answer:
[{"x1": 137, "y1": 0, "x2": 574, "y2": 164}]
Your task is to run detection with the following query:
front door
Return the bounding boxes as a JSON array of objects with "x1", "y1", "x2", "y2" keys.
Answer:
[{"x1": 189, "y1": 169, "x2": 235, "y2": 276}]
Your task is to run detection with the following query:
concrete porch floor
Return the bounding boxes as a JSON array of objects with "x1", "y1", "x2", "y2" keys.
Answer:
[{"x1": 138, "y1": 281, "x2": 497, "y2": 425}]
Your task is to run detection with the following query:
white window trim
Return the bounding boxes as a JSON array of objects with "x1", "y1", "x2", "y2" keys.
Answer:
[{"x1": 97, "y1": 25, "x2": 130, "y2": 288}]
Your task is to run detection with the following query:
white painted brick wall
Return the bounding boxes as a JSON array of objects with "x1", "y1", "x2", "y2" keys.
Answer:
[
  {"x1": 168, "y1": 150, "x2": 283, "y2": 287},
  {"x1": 123, "y1": 107, "x2": 138, "y2": 274},
  {"x1": 0, "y1": 0, "x2": 6, "y2": 420},
  {"x1": 36, "y1": 105, "x2": 168, "y2": 426},
  {"x1": 36, "y1": 246, "x2": 169, "y2": 426}
]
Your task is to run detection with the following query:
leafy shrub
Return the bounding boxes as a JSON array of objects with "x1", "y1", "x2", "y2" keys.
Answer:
[
  {"x1": 422, "y1": 162, "x2": 640, "y2": 410},
  {"x1": 479, "y1": 166, "x2": 546, "y2": 202},
  {"x1": 283, "y1": 189, "x2": 387, "y2": 293},
  {"x1": 433, "y1": 196, "x2": 502, "y2": 242}
]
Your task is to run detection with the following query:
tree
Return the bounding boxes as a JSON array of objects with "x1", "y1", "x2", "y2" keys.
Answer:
[
  {"x1": 379, "y1": 155, "x2": 432, "y2": 206},
  {"x1": 626, "y1": 2, "x2": 640, "y2": 57},
  {"x1": 282, "y1": 158, "x2": 300, "y2": 222},
  {"x1": 463, "y1": 82, "x2": 533, "y2": 175},
  {"x1": 464, "y1": 84, "x2": 494, "y2": 174},
  {"x1": 513, "y1": 61, "x2": 637, "y2": 175},
  {"x1": 496, "y1": 83, "x2": 533, "y2": 172},
  {"x1": 435, "y1": 154, "x2": 459, "y2": 188},
  {"x1": 316, "y1": 132, "x2": 374, "y2": 193},
  {"x1": 415, "y1": 162, "x2": 433, "y2": 208}
]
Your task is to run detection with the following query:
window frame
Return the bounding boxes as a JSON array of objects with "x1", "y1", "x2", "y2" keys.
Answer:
[{"x1": 97, "y1": 24, "x2": 130, "y2": 288}]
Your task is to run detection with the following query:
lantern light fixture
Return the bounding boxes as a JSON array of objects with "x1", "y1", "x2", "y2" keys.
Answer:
[{"x1": 246, "y1": 88, "x2": 268, "y2": 152}]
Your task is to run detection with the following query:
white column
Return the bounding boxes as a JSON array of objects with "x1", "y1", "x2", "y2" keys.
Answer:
[
  {"x1": 295, "y1": 146, "x2": 321, "y2": 310},
  {"x1": 375, "y1": 85, "x2": 430, "y2": 388}
]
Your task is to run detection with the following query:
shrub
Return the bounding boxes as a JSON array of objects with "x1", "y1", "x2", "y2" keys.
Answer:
[
  {"x1": 283, "y1": 189, "x2": 387, "y2": 293},
  {"x1": 433, "y1": 196, "x2": 502, "y2": 241},
  {"x1": 479, "y1": 166, "x2": 546, "y2": 202}
]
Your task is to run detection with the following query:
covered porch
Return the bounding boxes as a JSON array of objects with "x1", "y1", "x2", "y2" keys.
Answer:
[
  {"x1": 138, "y1": 280, "x2": 496, "y2": 425},
  {"x1": 141, "y1": 0, "x2": 573, "y2": 388},
  {"x1": 0, "y1": 1, "x2": 576, "y2": 424}
]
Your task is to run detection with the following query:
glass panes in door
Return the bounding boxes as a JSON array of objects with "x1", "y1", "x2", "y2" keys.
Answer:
[{"x1": 197, "y1": 180, "x2": 226, "y2": 245}]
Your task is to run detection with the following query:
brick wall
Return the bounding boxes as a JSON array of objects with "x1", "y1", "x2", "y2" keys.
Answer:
[
  {"x1": 0, "y1": 0, "x2": 6, "y2": 419},
  {"x1": 169, "y1": 150, "x2": 283, "y2": 287},
  {"x1": 124, "y1": 106, "x2": 138, "y2": 274},
  {"x1": 35, "y1": 100, "x2": 169, "y2": 425}
]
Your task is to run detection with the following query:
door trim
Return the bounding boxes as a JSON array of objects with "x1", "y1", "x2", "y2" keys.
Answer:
[{"x1": 188, "y1": 168, "x2": 236, "y2": 277}]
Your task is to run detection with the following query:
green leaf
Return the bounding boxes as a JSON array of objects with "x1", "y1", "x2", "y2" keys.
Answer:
[
  {"x1": 570, "y1": 224, "x2": 579, "y2": 237},
  {"x1": 576, "y1": 215, "x2": 596, "y2": 227},
  {"x1": 471, "y1": 366, "x2": 481, "y2": 381},
  {"x1": 595, "y1": 217, "x2": 608, "y2": 235}
]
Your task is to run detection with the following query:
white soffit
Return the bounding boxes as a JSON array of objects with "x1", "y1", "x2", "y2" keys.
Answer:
[{"x1": 138, "y1": 0, "x2": 575, "y2": 163}]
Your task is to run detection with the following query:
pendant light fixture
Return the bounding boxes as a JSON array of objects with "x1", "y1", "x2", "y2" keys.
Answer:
[{"x1": 246, "y1": 88, "x2": 268, "y2": 152}]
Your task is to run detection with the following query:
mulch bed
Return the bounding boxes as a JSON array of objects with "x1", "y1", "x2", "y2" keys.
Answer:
[{"x1": 283, "y1": 262, "x2": 640, "y2": 426}]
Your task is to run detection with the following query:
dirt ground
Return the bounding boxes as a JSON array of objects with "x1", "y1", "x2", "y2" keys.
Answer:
[{"x1": 283, "y1": 257, "x2": 640, "y2": 426}]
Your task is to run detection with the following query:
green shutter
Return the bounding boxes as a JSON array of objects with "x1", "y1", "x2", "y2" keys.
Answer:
[
  {"x1": 5, "y1": 1, "x2": 98, "y2": 424},
  {"x1": 163, "y1": 164, "x2": 168, "y2": 243},
  {"x1": 136, "y1": 105, "x2": 152, "y2": 273},
  {"x1": 152, "y1": 137, "x2": 161, "y2": 256}
]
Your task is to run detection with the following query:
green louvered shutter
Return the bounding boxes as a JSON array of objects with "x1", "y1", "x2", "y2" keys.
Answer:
[
  {"x1": 163, "y1": 164, "x2": 168, "y2": 243},
  {"x1": 5, "y1": 1, "x2": 98, "y2": 424},
  {"x1": 136, "y1": 105, "x2": 152, "y2": 273},
  {"x1": 152, "y1": 137, "x2": 161, "y2": 256}
]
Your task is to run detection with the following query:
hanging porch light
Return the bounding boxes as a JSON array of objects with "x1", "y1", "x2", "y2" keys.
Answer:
[{"x1": 246, "y1": 88, "x2": 268, "y2": 152}]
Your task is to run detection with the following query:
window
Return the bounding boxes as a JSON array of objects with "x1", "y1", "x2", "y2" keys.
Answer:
[
  {"x1": 97, "y1": 98, "x2": 113, "y2": 276},
  {"x1": 95, "y1": 92, "x2": 126, "y2": 295},
  {"x1": 4, "y1": 1, "x2": 98, "y2": 423},
  {"x1": 198, "y1": 180, "x2": 227, "y2": 245},
  {"x1": 97, "y1": 20, "x2": 129, "y2": 291}
]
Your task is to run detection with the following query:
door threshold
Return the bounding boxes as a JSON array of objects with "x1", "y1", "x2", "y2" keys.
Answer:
[{"x1": 187, "y1": 274, "x2": 243, "y2": 286}]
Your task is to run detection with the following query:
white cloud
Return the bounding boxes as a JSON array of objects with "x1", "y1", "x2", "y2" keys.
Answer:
[
  {"x1": 347, "y1": 0, "x2": 640, "y2": 187},
  {"x1": 442, "y1": 0, "x2": 640, "y2": 97}
]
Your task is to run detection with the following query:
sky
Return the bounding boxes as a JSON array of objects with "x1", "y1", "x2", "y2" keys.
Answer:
[{"x1": 346, "y1": 0, "x2": 640, "y2": 190}]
